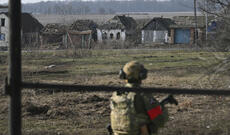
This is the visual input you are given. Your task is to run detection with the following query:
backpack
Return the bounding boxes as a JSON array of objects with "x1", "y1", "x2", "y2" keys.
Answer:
[
  {"x1": 110, "y1": 92, "x2": 140, "y2": 135},
  {"x1": 110, "y1": 92, "x2": 169, "y2": 135}
]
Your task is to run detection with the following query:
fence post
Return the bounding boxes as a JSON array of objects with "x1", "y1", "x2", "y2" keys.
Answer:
[{"x1": 8, "y1": 0, "x2": 22, "y2": 135}]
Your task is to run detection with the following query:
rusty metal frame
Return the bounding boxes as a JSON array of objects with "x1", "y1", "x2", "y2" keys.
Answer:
[
  {"x1": 4, "y1": 0, "x2": 230, "y2": 135},
  {"x1": 22, "y1": 82, "x2": 230, "y2": 96}
]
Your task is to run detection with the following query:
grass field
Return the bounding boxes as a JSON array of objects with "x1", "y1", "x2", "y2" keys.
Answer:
[{"x1": 1, "y1": 49, "x2": 230, "y2": 135}]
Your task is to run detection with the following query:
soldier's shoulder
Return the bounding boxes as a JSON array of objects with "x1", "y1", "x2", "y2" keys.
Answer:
[{"x1": 138, "y1": 93, "x2": 159, "y2": 105}]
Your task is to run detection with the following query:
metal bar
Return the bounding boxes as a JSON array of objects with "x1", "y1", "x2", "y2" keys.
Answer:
[
  {"x1": 22, "y1": 82, "x2": 230, "y2": 96},
  {"x1": 8, "y1": 0, "x2": 22, "y2": 134}
]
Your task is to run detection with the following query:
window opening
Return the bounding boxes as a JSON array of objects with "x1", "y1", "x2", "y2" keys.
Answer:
[
  {"x1": 102, "y1": 32, "x2": 107, "y2": 39},
  {"x1": 117, "y1": 32, "x2": 120, "y2": 40},
  {"x1": 0, "y1": 33, "x2": 5, "y2": 41},
  {"x1": 1, "y1": 18, "x2": 5, "y2": 27},
  {"x1": 110, "y1": 33, "x2": 114, "y2": 39},
  {"x1": 168, "y1": 30, "x2": 171, "y2": 37}
]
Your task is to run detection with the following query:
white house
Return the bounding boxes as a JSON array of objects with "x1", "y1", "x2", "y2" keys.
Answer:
[
  {"x1": 141, "y1": 17, "x2": 175, "y2": 44},
  {"x1": 97, "y1": 29, "x2": 126, "y2": 42},
  {"x1": 97, "y1": 15, "x2": 137, "y2": 43},
  {"x1": 0, "y1": 13, "x2": 8, "y2": 47},
  {"x1": 0, "y1": 12, "x2": 43, "y2": 47}
]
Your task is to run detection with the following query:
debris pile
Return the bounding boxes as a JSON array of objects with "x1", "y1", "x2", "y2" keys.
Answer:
[
  {"x1": 41, "y1": 23, "x2": 67, "y2": 34},
  {"x1": 69, "y1": 20, "x2": 97, "y2": 31},
  {"x1": 40, "y1": 24, "x2": 68, "y2": 47},
  {"x1": 99, "y1": 15, "x2": 137, "y2": 30},
  {"x1": 100, "y1": 22, "x2": 125, "y2": 30},
  {"x1": 69, "y1": 20, "x2": 98, "y2": 43}
]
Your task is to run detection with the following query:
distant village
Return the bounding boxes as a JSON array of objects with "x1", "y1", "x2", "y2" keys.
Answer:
[{"x1": 0, "y1": 7, "x2": 218, "y2": 49}]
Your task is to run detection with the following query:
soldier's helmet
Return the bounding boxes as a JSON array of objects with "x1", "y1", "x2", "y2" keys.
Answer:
[{"x1": 119, "y1": 61, "x2": 148, "y2": 81}]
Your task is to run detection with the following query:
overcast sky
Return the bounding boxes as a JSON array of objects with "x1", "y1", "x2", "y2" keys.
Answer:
[
  {"x1": 0, "y1": 0, "x2": 66, "y2": 4},
  {"x1": 1, "y1": 0, "x2": 58, "y2": 4},
  {"x1": 0, "y1": 0, "x2": 167, "y2": 4}
]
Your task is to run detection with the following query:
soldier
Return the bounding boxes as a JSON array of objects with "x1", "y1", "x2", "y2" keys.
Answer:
[{"x1": 110, "y1": 61, "x2": 169, "y2": 135}]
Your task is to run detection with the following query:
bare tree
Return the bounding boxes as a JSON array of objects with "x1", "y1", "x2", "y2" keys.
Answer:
[
  {"x1": 198, "y1": 0, "x2": 230, "y2": 51},
  {"x1": 84, "y1": 6, "x2": 91, "y2": 14},
  {"x1": 199, "y1": 0, "x2": 230, "y2": 18}
]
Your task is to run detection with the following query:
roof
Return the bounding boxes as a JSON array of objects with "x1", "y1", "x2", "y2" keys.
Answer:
[
  {"x1": 169, "y1": 25, "x2": 204, "y2": 28},
  {"x1": 41, "y1": 23, "x2": 67, "y2": 35},
  {"x1": 68, "y1": 30, "x2": 92, "y2": 35},
  {"x1": 69, "y1": 20, "x2": 98, "y2": 31},
  {"x1": 170, "y1": 16, "x2": 215, "y2": 28},
  {"x1": 21, "y1": 13, "x2": 44, "y2": 33},
  {"x1": 0, "y1": 12, "x2": 7, "y2": 16},
  {"x1": 0, "y1": 12, "x2": 44, "y2": 33},
  {"x1": 100, "y1": 15, "x2": 136, "y2": 30},
  {"x1": 0, "y1": 5, "x2": 8, "y2": 8},
  {"x1": 114, "y1": 15, "x2": 137, "y2": 29},
  {"x1": 142, "y1": 17, "x2": 175, "y2": 30}
]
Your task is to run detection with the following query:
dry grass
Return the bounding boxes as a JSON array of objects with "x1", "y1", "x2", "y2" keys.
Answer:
[{"x1": 1, "y1": 49, "x2": 230, "y2": 135}]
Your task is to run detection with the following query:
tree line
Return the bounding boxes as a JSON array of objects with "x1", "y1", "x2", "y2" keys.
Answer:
[
  {"x1": 22, "y1": 0, "x2": 194, "y2": 15},
  {"x1": 198, "y1": 0, "x2": 230, "y2": 51}
]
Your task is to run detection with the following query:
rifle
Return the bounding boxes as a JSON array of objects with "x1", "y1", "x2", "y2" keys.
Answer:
[{"x1": 160, "y1": 94, "x2": 178, "y2": 106}]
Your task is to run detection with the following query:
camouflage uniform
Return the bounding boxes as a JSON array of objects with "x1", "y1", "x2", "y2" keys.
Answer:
[{"x1": 110, "y1": 61, "x2": 168, "y2": 135}]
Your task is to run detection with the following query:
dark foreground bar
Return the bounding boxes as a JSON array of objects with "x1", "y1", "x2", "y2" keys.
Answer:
[
  {"x1": 22, "y1": 82, "x2": 230, "y2": 96},
  {"x1": 8, "y1": 0, "x2": 22, "y2": 134}
]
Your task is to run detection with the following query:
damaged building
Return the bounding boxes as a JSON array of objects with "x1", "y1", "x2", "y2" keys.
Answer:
[
  {"x1": 40, "y1": 23, "x2": 67, "y2": 46},
  {"x1": 141, "y1": 17, "x2": 175, "y2": 44},
  {"x1": 97, "y1": 15, "x2": 137, "y2": 43},
  {"x1": 40, "y1": 20, "x2": 98, "y2": 49},
  {"x1": 64, "y1": 20, "x2": 98, "y2": 49},
  {"x1": 0, "y1": 12, "x2": 43, "y2": 47}
]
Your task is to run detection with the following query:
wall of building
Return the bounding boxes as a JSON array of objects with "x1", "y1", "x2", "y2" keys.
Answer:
[
  {"x1": 67, "y1": 33, "x2": 92, "y2": 49},
  {"x1": 169, "y1": 29, "x2": 175, "y2": 44},
  {"x1": 169, "y1": 28, "x2": 203, "y2": 45},
  {"x1": 22, "y1": 32, "x2": 40, "y2": 47},
  {"x1": 97, "y1": 29, "x2": 126, "y2": 42},
  {"x1": 141, "y1": 30, "x2": 168, "y2": 43},
  {"x1": 190, "y1": 28, "x2": 195, "y2": 45},
  {"x1": 0, "y1": 14, "x2": 9, "y2": 47},
  {"x1": 154, "y1": 30, "x2": 168, "y2": 43},
  {"x1": 40, "y1": 33, "x2": 64, "y2": 46},
  {"x1": 142, "y1": 30, "x2": 152, "y2": 43},
  {"x1": 97, "y1": 29, "x2": 102, "y2": 42}
]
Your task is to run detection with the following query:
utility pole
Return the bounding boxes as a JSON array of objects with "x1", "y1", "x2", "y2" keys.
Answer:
[
  {"x1": 194, "y1": 0, "x2": 198, "y2": 46},
  {"x1": 127, "y1": 0, "x2": 130, "y2": 17},
  {"x1": 205, "y1": 0, "x2": 208, "y2": 42}
]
